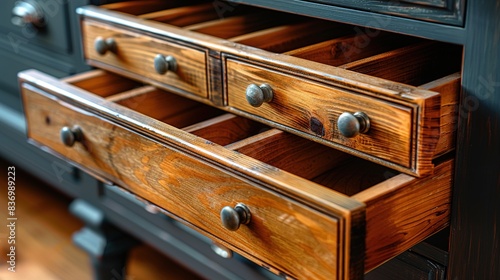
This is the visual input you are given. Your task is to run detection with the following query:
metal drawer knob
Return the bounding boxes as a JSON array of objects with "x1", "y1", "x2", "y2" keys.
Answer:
[
  {"x1": 60, "y1": 126, "x2": 83, "y2": 147},
  {"x1": 220, "y1": 203, "x2": 251, "y2": 231},
  {"x1": 11, "y1": 0, "x2": 45, "y2": 27},
  {"x1": 245, "y1": 84, "x2": 273, "y2": 107},
  {"x1": 94, "y1": 37, "x2": 116, "y2": 55},
  {"x1": 337, "y1": 112, "x2": 370, "y2": 138},
  {"x1": 154, "y1": 54, "x2": 177, "y2": 74}
]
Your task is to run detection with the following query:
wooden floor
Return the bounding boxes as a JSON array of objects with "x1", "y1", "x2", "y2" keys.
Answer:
[{"x1": 0, "y1": 159, "x2": 202, "y2": 280}]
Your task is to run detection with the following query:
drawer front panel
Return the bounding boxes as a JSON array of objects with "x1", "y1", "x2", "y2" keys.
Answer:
[
  {"x1": 226, "y1": 58, "x2": 415, "y2": 169},
  {"x1": 82, "y1": 20, "x2": 208, "y2": 98},
  {"x1": 22, "y1": 80, "x2": 349, "y2": 280}
]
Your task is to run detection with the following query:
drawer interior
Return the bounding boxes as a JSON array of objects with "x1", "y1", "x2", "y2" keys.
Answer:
[{"x1": 62, "y1": 70, "x2": 404, "y2": 199}]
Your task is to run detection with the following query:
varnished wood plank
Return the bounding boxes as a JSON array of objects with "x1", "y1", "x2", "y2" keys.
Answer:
[
  {"x1": 138, "y1": 3, "x2": 221, "y2": 27},
  {"x1": 160, "y1": 104, "x2": 223, "y2": 128},
  {"x1": 105, "y1": 85, "x2": 158, "y2": 103},
  {"x1": 185, "y1": 12, "x2": 299, "y2": 39},
  {"x1": 313, "y1": 157, "x2": 396, "y2": 197},
  {"x1": 286, "y1": 32, "x2": 420, "y2": 66},
  {"x1": 82, "y1": 21, "x2": 208, "y2": 98},
  {"x1": 183, "y1": 113, "x2": 267, "y2": 146},
  {"x1": 352, "y1": 158, "x2": 453, "y2": 271},
  {"x1": 62, "y1": 70, "x2": 141, "y2": 98},
  {"x1": 227, "y1": 129, "x2": 352, "y2": 179},
  {"x1": 230, "y1": 20, "x2": 352, "y2": 53},
  {"x1": 109, "y1": 86, "x2": 207, "y2": 122},
  {"x1": 341, "y1": 42, "x2": 462, "y2": 86}
]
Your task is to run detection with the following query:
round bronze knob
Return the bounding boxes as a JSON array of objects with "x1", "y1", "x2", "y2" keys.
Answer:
[
  {"x1": 94, "y1": 37, "x2": 116, "y2": 55},
  {"x1": 60, "y1": 126, "x2": 83, "y2": 147},
  {"x1": 245, "y1": 84, "x2": 273, "y2": 107},
  {"x1": 220, "y1": 203, "x2": 251, "y2": 231},
  {"x1": 154, "y1": 54, "x2": 177, "y2": 74},
  {"x1": 337, "y1": 112, "x2": 370, "y2": 138},
  {"x1": 11, "y1": 0, "x2": 45, "y2": 27}
]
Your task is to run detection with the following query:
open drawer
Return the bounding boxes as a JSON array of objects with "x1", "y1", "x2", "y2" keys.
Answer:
[
  {"x1": 77, "y1": 0, "x2": 461, "y2": 177},
  {"x1": 20, "y1": 69, "x2": 453, "y2": 280}
]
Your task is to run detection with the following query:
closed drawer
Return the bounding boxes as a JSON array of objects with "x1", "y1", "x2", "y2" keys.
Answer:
[
  {"x1": 20, "y1": 69, "x2": 453, "y2": 280},
  {"x1": 76, "y1": 1, "x2": 461, "y2": 177}
]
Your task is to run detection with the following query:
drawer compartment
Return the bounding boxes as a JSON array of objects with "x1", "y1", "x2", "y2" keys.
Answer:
[
  {"x1": 20, "y1": 69, "x2": 453, "y2": 280},
  {"x1": 77, "y1": 1, "x2": 461, "y2": 177}
]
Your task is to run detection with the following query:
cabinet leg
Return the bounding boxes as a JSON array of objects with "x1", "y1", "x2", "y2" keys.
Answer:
[{"x1": 69, "y1": 199, "x2": 138, "y2": 280}]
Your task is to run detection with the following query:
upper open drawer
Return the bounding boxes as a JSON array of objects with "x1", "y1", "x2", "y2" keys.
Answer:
[
  {"x1": 76, "y1": 1, "x2": 461, "y2": 176},
  {"x1": 20, "y1": 69, "x2": 452, "y2": 280}
]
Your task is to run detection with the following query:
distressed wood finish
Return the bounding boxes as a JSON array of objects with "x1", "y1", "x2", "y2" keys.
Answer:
[
  {"x1": 225, "y1": 58, "x2": 448, "y2": 176},
  {"x1": 20, "y1": 69, "x2": 453, "y2": 279},
  {"x1": 82, "y1": 21, "x2": 208, "y2": 98}
]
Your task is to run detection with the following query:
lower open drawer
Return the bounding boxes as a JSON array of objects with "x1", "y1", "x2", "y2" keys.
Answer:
[{"x1": 20, "y1": 69, "x2": 452, "y2": 280}]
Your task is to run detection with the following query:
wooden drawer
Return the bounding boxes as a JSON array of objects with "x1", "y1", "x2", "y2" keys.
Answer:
[
  {"x1": 81, "y1": 17, "x2": 208, "y2": 98},
  {"x1": 76, "y1": 1, "x2": 461, "y2": 177},
  {"x1": 225, "y1": 55, "x2": 460, "y2": 177},
  {"x1": 20, "y1": 69, "x2": 453, "y2": 280}
]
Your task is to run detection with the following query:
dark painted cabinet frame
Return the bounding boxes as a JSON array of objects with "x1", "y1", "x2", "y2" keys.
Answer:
[{"x1": 228, "y1": 0, "x2": 500, "y2": 278}]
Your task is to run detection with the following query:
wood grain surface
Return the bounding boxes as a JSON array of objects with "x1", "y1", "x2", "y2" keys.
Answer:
[
  {"x1": 82, "y1": 21, "x2": 208, "y2": 98},
  {"x1": 0, "y1": 159, "x2": 202, "y2": 280}
]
